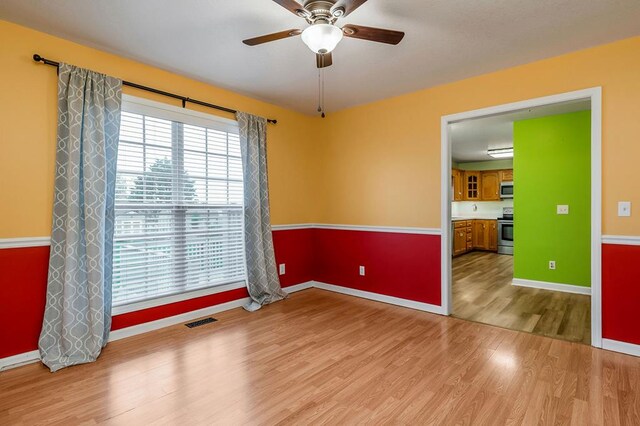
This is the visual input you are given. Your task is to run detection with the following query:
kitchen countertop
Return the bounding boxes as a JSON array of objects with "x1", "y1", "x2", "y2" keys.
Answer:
[{"x1": 452, "y1": 216, "x2": 500, "y2": 221}]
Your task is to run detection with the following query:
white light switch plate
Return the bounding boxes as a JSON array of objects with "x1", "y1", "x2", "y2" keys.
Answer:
[
  {"x1": 618, "y1": 201, "x2": 631, "y2": 217},
  {"x1": 279, "y1": 264, "x2": 285, "y2": 275},
  {"x1": 359, "y1": 266, "x2": 365, "y2": 276},
  {"x1": 557, "y1": 205, "x2": 569, "y2": 215}
]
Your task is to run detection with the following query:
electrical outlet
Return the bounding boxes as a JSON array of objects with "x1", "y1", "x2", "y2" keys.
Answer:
[
  {"x1": 549, "y1": 261, "x2": 556, "y2": 270},
  {"x1": 618, "y1": 201, "x2": 631, "y2": 217},
  {"x1": 359, "y1": 266, "x2": 365, "y2": 276},
  {"x1": 557, "y1": 205, "x2": 569, "y2": 215},
  {"x1": 279, "y1": 263, "x2": 285, "y2": 275}
]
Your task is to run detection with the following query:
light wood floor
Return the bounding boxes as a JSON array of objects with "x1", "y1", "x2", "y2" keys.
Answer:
[
  {"x1": 453, "y1": 251, "x2": 592, "y2": 345},
  {"x1": 2, "y1": 289, "x2": 638, "y2": 425}
]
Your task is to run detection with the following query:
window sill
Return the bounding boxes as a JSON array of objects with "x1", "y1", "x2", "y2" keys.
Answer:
[{"x1": 112, "y1": 280, "x2": 247, "y2": 316}]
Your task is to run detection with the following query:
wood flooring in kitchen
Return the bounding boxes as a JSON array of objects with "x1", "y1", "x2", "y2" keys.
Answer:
[{"x1": 453, "y1": 251, "x2": 591, "y2": 345}]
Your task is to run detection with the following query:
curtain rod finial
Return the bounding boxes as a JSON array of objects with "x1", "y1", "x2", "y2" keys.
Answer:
[{"x1": 33, "y1": 54, "x2": 42, "y2": 62}]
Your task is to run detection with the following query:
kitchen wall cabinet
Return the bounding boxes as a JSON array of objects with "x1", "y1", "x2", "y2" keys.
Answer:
[
  {"x1": 481, "y1": 171, "x2": 500, "y2": 201},
  {"x1": 452, "y1": 168, "x2": 513, "y2": 201},
  {"x1": 464, "y1": 171, "x2": 481, "y2": 200},
  {"x1": 452, "y1": 169, "x2": 464, "y2": 201},
  {"x1": 500, "y1": 169, "x2": 513, "y2": 182}
]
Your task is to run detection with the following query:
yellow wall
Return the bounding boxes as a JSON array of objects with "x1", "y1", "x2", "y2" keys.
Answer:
[
  {"x1": 3, "y1": 20, "x2": 640, "y2": 237},
  {"x1": 320, "y1": 36, "x2": 640, "y2": 235},
  {"x1": 0, "y1": 20, "x2": 322, "y2": 238}
]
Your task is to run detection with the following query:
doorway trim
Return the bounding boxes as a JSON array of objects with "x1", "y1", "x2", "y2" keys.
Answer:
[{"x1": 440, "y1": 87, "x2": 602, "y2": 348}]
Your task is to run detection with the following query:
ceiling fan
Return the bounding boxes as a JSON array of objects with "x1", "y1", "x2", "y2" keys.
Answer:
[{"x1": 242, "y1": 0, "x2": 405, "y2": 69}]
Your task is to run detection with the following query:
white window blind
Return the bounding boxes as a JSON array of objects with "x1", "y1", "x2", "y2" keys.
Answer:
[{"x1": 113, "y1": 102, "x2": 245, "y2": 307}]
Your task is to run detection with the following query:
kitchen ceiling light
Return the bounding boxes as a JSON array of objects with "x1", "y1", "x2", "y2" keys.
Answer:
[
  {"x1": 488, "y1": 148, "x2": 514, "y2": 158},
  {"x1": 301, "y1": 23, "x2": 343, "y2": 54}
]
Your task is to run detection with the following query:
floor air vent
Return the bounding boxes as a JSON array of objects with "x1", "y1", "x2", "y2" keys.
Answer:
[{"x1": 185, "y1": 317, "x2": 217, "y2": 328}]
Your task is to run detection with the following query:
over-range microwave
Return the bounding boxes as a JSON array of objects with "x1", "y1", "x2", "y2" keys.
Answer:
[{"x1": 500, "y1": 182, "x2": 514, "y2": 199}]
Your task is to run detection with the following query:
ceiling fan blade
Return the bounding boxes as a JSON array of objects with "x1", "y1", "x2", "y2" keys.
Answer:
[
  {"x1": 332, "y1": 0, "x2": 368, "y2": 17},
  {"x1": 242, "y1": 29, "x2": 302, "y2": 46},
  {"x1": 316, "y1": 52, "x2": 333, "y2": 68},
  {"x1": 342, "y1": 24, "x2": 405, "y2": 45},
  {"x1": 272, "y1": 0, "x2": 307, "y2": 16}
]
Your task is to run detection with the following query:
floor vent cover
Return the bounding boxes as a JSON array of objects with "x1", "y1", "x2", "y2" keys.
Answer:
[{"x1": 185, "y1": 317, "x2": 217, "y2": 328}]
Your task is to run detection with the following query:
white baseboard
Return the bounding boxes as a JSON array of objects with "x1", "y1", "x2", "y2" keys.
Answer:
[
  {"x1": 0, "y1": 350, "x2": 41, "y2": 371},
  {"x1": 602, "y1": 338, "x2": 640, "y2": 357},
  {"x1": 282, "y1": 281, "x2": 314, "y2": 293},
  {"x1": 0, "y1": 281, "x2": 314, "y2": 371},
  {"x1": 512, "y1": 278, "x2": 591, "y2": 295},
  {"x1": 312, "y1": 281, "x2": 446, "y2": 315}
]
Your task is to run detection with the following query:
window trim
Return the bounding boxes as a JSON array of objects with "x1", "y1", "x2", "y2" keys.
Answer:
[
  {"x1": 113, "y1": 95, "x2": 246, "y2": 315},
  {"x1": 111, "y1": 280, "x2": 246, "y2": 315},
  {"x1": 121, "y1": 94, "x2": 238, "y2": 134}
]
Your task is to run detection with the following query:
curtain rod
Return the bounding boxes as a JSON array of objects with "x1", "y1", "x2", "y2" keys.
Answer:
[{"x1": 33, "y1": 54, "x2": 277, "y2": 124}]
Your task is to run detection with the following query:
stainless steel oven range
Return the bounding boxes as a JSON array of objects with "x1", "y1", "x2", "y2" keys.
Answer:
[{"x1": 497, "y1": 207, "x2": 514, "y2": 255}]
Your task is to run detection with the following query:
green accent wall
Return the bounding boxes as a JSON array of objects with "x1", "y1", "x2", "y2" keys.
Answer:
[
  {"x1": 457, "y1": 159, "x2": 513, "y2": 170},
  {"x1": 513, "y1": 111, "x2": 591, "y2": 287}
]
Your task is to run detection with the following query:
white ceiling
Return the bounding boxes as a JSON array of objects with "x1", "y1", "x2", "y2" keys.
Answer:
[
  {"x1": 2, "y1": 1, "x2": 640, "y2": 115},
  {"x1": 450, "y1": 100, "x2": 591, "y2": 162}
]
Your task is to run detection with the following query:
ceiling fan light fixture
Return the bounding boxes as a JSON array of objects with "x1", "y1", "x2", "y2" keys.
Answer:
[{"x1": 301, "y1": 23, "x2": 343, "y2": 54}]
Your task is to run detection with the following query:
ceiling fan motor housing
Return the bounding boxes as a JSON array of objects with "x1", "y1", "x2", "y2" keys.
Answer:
[{"x1": 302, "y1": 1, "x2": 344, "y2": 24}]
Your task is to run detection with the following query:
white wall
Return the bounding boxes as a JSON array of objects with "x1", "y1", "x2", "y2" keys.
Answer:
[{"x1": 452, "y1": 200, "x2": 513, "y2": 219}]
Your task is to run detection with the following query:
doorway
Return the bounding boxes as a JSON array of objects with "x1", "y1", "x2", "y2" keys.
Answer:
[{"x1": 440, "y1": 88, "x2": 602, "y2": 347}]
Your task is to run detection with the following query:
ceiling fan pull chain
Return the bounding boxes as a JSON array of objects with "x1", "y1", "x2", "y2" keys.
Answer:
[
  {"x1": 321, "y1": 68, "x2": 324, "y2": 117},
  {"x1": 317, "y1": 68, "x2": 322, "y2": 114}
]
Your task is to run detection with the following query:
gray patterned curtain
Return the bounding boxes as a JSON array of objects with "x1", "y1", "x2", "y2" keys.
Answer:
[
  {"x1": 236, "y1": 112, "x2": 287, "y2": 311},
  {"x1": 39, "y1": 63, "x2": 122, "y2": 372}
]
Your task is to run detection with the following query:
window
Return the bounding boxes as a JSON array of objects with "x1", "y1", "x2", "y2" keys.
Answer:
[{"x1": 113, "y1": 96, "x2": 245, "y2": 308}]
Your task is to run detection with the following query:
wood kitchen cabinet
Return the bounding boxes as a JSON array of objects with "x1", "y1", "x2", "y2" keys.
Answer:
[
  {"x1": 453, "y1": 221, "x2": 468, "y2": 256},
  {"x1": 473, "y1": 220, "x2": 487, "y2": 249},
  {"x1": 452, "y1": 169, "x2": 513, "y2": 202},
  {"x1": 488, "y1": 220, "x2": 498, "y2": 251},
  {"x1": 500, "y1": 169, "x2": 513, "y2": 182},
  {"x1": 451, "y1": 169, "x2": 464, "y2": 201},
  {"x1": 454, "y1": 219, "x2": 495, "y2": 256},
  {"x1": 464, "y1": 171, "x2": 481, "y2": 201},
  {"x1": 481, "y1": 171, "x2": 500, "y2": 201},
  {"x1": 471, "y1": 220, "x2": 498, "y2": 251}
]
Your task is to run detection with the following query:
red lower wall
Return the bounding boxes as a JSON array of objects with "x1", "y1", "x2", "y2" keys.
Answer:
[
  {"x1": 0, "y1": 246, "x2": 49, "y2": 358},
  {"x1": 602, "y1": 243, "x2": 640, "y2": 345},
  {"x1": 2, "y1": 232, "x2": 639, "y2": 360},
  {"x1": 314, "y1": 229, "x2": 441, "y2": 305},
  {"x1": 272, "y1": 228, "x2": 316, "y2": 287}
]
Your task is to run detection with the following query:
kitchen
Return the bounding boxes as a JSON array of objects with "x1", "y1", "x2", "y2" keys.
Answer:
[
  {"x1": 448, "y1": 102, "x2": 591, "y2": 344},
  {"x1": 451, "y1": 167, "x2": 513, "y2": 257}
]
